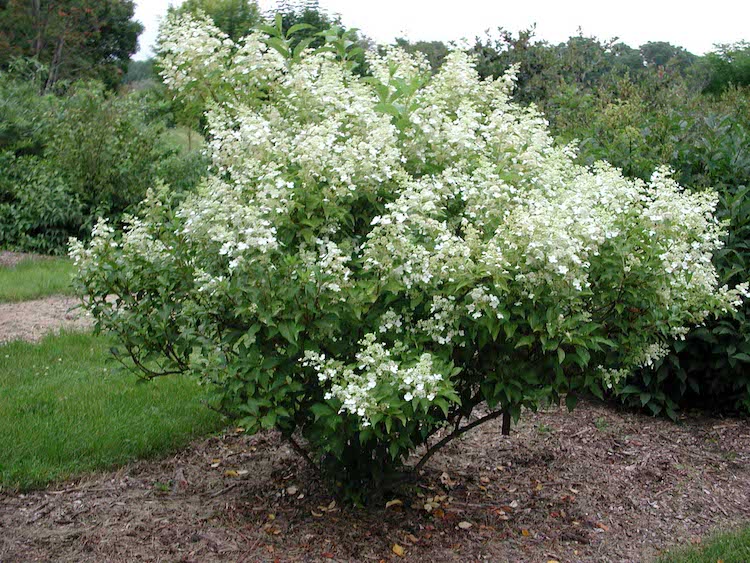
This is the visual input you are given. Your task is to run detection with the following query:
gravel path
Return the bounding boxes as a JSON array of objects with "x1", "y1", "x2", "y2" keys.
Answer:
[
  {"x1": 0, "y1": 250, "x2": 52, "y2": 268},
  {"x1": 0, "y1": 295, "x2": 92, "y2": 344}
]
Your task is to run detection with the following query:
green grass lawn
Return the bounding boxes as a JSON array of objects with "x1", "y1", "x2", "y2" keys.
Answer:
[
  {"x1": 658, "y1": 527, "x2": 750, "y2": 562},
  {"x1": 0, "y1": 257, "x2": 76, "y2": 302},
  {"x1": 0, "y1": 331, "x2": 225, "y2": 491}
]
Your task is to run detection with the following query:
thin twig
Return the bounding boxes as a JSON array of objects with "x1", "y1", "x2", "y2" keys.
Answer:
[
  {"x1": 413, "y1": 409, "x2": 506, "y2": 474},
  {"x1": 207, "y1": 483, "x2": 240, "y2": 498},
  {"x1": 285, "y1": 434, "x2": 319, "y2": 475}
]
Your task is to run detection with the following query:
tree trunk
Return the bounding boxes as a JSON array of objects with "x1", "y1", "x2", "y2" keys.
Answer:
[
  {"x1": 44, "y1": 33, "x2": 64, "y2": 92},
  {"x1": 32, "y1": 0, "x2": 43, "y2": 57}
]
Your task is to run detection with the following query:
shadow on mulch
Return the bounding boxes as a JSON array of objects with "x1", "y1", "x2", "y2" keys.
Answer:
[{"x1": 1, "y1": 399, "x2": 748, "y2": 562}]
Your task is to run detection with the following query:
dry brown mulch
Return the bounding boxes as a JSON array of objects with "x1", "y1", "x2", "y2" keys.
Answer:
[{"x1": 1, "y1": 400, "x2": 748, "y2": 562}]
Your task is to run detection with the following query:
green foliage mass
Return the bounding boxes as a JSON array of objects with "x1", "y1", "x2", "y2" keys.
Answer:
[
  {"x1": 0, "y1": 75, "x2": 208, "y2": 254},
  {"x1": 703, "y1": 42, "x2": 750, "y2": 94}
]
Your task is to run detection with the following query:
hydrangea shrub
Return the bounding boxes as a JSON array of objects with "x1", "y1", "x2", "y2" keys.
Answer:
[{"x1": 71, "y1": 14, "x2": 748, "y2": 499}]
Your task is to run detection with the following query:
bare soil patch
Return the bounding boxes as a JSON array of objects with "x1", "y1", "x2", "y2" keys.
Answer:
[
  {"x1": 1, "y1": 400, "x2": 748, "y2": 562},
  {"x1": 0, "y1": 296, "x2": 91, "y2": 344}
]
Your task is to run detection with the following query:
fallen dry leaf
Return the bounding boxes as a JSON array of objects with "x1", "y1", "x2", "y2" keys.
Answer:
[
  {"x1": 458, "y1": 521, "x2": 473, "y2": 530},
  {"x1": 521, "y1": 529, "x2": 530, "y2": 537},
  {"x1": 392, "y1": 544, "x2": 405, "y2": 557},
  {"x1": 440, "y1": 472, "x2": 456, "y2": 487},
  {"x1": 386, "y1": 499, "x2": 403, "y2": 509},
  {"x1": 224, "y1": 470, "x2": 239, "y2": 478}
]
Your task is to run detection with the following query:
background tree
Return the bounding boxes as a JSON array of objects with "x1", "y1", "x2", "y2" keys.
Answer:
[
  {"x1": 639, "y1": 41, "x2": 696, "y2": 74},
  {"x1": 394, "y1": 38, "x2": 448, "y2": 72},
  {"x1": 169, "y1": 0, "x2": 260, "y2": 42},
  {"x1": 703, "y1": 41, "x2": 750, "y2": 94},
  {"x1": 0, "y1": 0, "x2": 142, "y2": 91}
]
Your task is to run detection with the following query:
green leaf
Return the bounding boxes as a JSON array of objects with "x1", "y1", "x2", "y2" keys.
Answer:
[
  {"x1": 514, "y1": 335, "x2": 534, "y2": 349},
  {"x1": 264, "y1": 37, "x2": 290, "y2": 59},
  {"x1": 293, "y1": 37, "x2": 315, "y2": 60},
  {"x1": 565, "y1": 393, "x2": 578, "y2": 411},
  {"x1": 286, "y1": 23, "x2": 315, "y2": 37},
  {"x1": 256, "y1": 24, "x2": 280, "y2": 38},
  {"x1": 310, "y1": 403, "x2": 332, "y2": 421},
  {"x1": 277, "y1": 322, "x2": 299, "y2": 344},
  {"x1": 557, "y1": 347, "x2": 566, "y2": 365},
  {"x1": 389, "y1": 441, "x2": 400, "y2": 460},
  {"x1": 260, "y1": 411, "x2": 277, "y2": 429}
]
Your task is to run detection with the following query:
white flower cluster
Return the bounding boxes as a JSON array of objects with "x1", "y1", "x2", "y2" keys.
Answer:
[
  {"x1": 301, "y1": 334, "x2": 443, "y2": 423},
  {"x1": 378, "y1": 310, "x2": 404, "y2": 334},
  {"x1": 417, "y1": 296, "x2": 466, "y2": 345},
  {"x1": 637, "y1": 342, "x2": 670, "y2": 368},
  {"x1": 297, "y1": 238, "x2": 353, "y2": 294},
  {"x1": 158, "y1": 13, "x2": 231, "y2": 92},
  {"x1": 467, "y1": 286, "x2": 503, "y2": 320}
]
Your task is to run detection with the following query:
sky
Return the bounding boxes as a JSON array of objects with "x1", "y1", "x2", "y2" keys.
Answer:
[{"x1": 134, "y1": 0, "x2": 750, "y2": 60}]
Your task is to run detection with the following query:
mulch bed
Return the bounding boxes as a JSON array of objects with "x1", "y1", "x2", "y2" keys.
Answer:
[{"x1": 1, "y1": 399, "x2": 748, "y2": 562}]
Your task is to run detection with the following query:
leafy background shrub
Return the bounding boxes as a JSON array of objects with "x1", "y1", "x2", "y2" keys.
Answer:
[{"x1": 0, "y1": 75, "x2": 207, "y2": 254}]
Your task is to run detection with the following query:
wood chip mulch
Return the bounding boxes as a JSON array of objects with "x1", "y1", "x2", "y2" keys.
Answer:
[{"x1": 1, "y1": 399, "x2": 748, "y2": 562}]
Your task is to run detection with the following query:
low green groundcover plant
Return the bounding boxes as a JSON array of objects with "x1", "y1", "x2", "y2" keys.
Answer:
[
  {"x1": 72, "y1": 14, "x2": 748, "y2": 501},
  {"x1": 0, "y1": 332, "x2": 223, "y2": 491}
]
